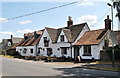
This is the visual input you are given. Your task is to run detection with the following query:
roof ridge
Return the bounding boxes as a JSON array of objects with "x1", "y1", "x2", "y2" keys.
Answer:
[{"x1": 87, "y1": 29, "x2": 104, "y2": 32}]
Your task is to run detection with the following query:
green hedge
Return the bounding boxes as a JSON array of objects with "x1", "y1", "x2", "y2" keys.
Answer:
[{"x1": 105, "y1": 45, "x2": 120, "y2": 61}]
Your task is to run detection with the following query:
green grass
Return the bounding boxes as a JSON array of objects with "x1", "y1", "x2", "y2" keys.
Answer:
[{"x1": 0, "y1": 55, "x2": 14, "y2": 58}]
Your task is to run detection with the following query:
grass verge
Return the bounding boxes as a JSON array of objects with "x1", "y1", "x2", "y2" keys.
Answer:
[{"x1": 0, "y1": 55, "x2": 14, "y2": 58}]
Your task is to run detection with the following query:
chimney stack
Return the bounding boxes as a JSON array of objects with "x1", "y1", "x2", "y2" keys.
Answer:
[
  {"x1": 104, "y1": 15, "x2": 112, "y2": 30},
  {"x1": 10, "y1": 35, "x2": 13, "y2": 45},
  {"x1": 67, "y1": 16, "x2": 73, "y2": 27}
]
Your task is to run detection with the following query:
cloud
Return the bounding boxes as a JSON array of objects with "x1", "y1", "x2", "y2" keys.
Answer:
[
  {"x1": 18, "y1": 21, "x2": 32, "y2": 24},
  {"x1": 77, "y1": 15, "x2": 97, "y2": 26},
  {"x1": 0, "y1": 17, "x2": 8, "y2": 22},
  {"x1": 16, "y1": 29, "x2": 34, "y2": 34},
  {"x1": 78, "y1": 2, "x2": 94, "y2": 6},
  {"x1": 0, "y1": 31, "x2": 15, "y2": 35}
]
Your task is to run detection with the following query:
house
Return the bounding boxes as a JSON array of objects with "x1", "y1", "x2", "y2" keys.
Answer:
[
  {"x1": 16, "y1": 15, "x2": 118, "y2": 61},
  {"x1": 37, "y1": 16, "x2": 90, "y2": 58},
  {"x1": 0, "y1": 35, "x2": 23, "y2": 55},
  {"x1": 38, "y1": 15, "x2": 118, "y2": 61},
  {"x1": 16, "y1": 30, "x2": 43, "y2": 57},
  {"x1": 74, "y1": 15, "x2": 118, "y2": 60}
]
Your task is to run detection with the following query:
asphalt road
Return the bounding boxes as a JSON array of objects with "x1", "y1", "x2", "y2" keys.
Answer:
[{"x1": 1, "y1": 57, "x2": 120, "y2": 77}]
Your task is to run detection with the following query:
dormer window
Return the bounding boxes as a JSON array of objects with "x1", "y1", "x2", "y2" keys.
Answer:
[
  {"x1": 44, "y1": 37, "x2": 47, "y2": 42},
  {"x1": 60, "y1": 35, "x2": 64, "y2": 42},
  {"x1": 43, "y1": 37, "x2": 49, "y2": 47}
]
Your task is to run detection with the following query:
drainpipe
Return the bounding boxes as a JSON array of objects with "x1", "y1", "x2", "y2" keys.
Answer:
[
  {"x1": 70, "y1": 42, "x2": 72, "y2": 62},
  {"x1": 35, "y1": 44, "x2": 37, "y2": 56}
]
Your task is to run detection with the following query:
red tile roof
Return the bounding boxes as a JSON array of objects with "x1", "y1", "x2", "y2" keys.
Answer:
[
  {"x1": 31, "y1": 35, "x2": 41, "y2": 46},
  {"x1": 17, "y1": 30, "x2": 43, "y2": 46},
  {"x1": 75, "y1": 29, "x2": 109, "y2": 45},
  {"x1": 25, "y1": 37, "x2": 34, "y2": 46}
]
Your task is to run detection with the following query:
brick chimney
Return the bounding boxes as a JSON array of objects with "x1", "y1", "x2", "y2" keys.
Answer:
[
  {"x1": 10, "y1": 35, "x2": 13, "y2": 45},
  {"x1": 104, "y1": 15, "x2": 112, "y2": 30},
  {"x1": 67, "y1": 16, "x2": 73, "y2": 27}
]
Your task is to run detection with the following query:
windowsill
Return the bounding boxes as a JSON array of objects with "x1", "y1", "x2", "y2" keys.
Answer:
[{"x1": 83, "y1": 54, "x2": 92, "y2": 56}]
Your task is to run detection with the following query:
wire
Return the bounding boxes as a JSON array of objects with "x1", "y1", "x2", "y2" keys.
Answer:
[
  {"x1": 91, "y1": 8, "x2": 110, "y2": 27},
  {"x1": 0, "y1": 0, "x2": 84, "y2": 22}
]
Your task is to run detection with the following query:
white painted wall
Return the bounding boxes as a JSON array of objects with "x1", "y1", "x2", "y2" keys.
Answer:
[
  {"x1": 37, "y1": 24, "x2": 89, "y2": 58},
  {"x1": 16, "y1": 46, "x2": 37, "y2": 56},
  {"x1": 118, "y1": 19, "x2": 120, "y2": 30},
  {"x1": 79, "y1": 31, "x2": 119, "y2": 60},
  {"x1": 38, "y1": 28, "x2": 52, "y2": 56}
]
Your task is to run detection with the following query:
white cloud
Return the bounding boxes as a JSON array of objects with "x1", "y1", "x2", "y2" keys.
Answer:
[
  {"x1": 16, "y1": 29, "x2": 34, "y2": 34},
  {"x1": 79, "y1": 2, "x2": 94, "y2": 6},
  {"x1": 0, "y1": 31, "x2": 15, "y2": 35},
  {"x1": 0, "y1": 17, "x2": 8, "y2": 22},
  {"x1": 77, "y1": 15, "x2": 97, "y2": 26},
  {"x1": 18, "y1": 21, "x2": 32, "y2": 24}
]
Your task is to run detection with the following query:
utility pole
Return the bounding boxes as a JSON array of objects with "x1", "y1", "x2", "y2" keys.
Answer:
[{"x1": 107, "y1": 3, "x2": 115, "y2": 67}]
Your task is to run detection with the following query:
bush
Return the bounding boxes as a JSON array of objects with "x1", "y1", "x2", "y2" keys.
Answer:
[{"x1": 106, "y1": 45, "x2": 120, "y2": 61}]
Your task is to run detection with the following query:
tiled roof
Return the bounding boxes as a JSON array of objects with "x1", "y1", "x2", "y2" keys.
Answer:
[
  {"x1": 63, "y1": 29, "x2": 71, "y2": 42},
  {"x1": 68, "y1": 23, "x2": 86, "y2": 42},
  {"x1": 31, "y1": 35, "x2": 41, "y2": 46},
  {"x1": 46, "y1": 23, "x2": 87, "y2": 43},
  {"x1": 114, "y1": 30, "x2": 120, "y2": 44},
  {"x1": 75, "y1": 29, "x2": 109, "y2": 45},
  {"x1": 17, "y1": 39, "x2": 24, "y2": 46},
  {"x1": 12, "y1": 37, "x2": 23, "y2": 44},
  {"x1": 25, "y1": 37, "x2": 34, "y2": 46},
  {"x1": 10, "y1": 43, "x2": 19, "y2": 49},
  {"x1": 17, "y1": 30, "x2": 43, "y2": 46},
  {"x1": 46, "y1": 27, "x2": 60, "y2": 43}
]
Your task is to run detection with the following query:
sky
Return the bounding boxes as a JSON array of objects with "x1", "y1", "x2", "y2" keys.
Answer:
[{"x1": 0, "y1": 0, "x2": 119, "y2": 42}]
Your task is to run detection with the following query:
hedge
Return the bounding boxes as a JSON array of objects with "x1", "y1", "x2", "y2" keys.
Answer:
[{"x1": 105, "y1": 45, "x2": 120, "y2": 61}]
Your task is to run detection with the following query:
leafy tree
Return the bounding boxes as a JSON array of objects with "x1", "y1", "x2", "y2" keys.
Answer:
[{"x1": 112, "y1": 0, "x2": 120, "y2": 20}]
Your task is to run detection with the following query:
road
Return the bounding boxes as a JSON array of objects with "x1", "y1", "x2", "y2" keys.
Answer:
[{"x1": 1, "y1": 57, "x2": 120, "y2": 77}]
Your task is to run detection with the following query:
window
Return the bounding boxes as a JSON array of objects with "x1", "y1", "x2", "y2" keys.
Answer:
[
  {"x1": 60, "y1": 35, "x2": 64, "y2": 42},
  {"x1": 23, "y1": 48, "x2": 27, "y2": 54},
  {"x1": 38, "y1": 48, "x2": 40, "y2": 54},
  {"x1": 20, "y1": 49, "x2": 22, "y2": 51},
  {"x1": 30, "y1": 49, "x2": 33, "y2": 54},
  {"x1": 61, "y1": 48, "x2": 67, "y2": 55},
  {"x1": 47, "y1": 48, "x2": 53, "y2": 56},
  {"x1": 43, "y1": 37, "x2": 47, "y2": 42},
  {"x1": 43, "y1": 37, "x2": 49, "y2": 47},
  {"x1": 83, "y1": 45, "x2": 91, "y2": 56}
]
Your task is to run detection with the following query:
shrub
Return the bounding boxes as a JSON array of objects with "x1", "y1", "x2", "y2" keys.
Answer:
[{"x1": 105, "y1": 45, "x2": 120, "y2": 61}]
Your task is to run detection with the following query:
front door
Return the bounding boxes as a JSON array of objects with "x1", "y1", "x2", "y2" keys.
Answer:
[
  {"x1": 47, "y1": 48, "x2": 53, "y2": 56},
  {"x1": 74, "y1": 46, "x2": 80, "y2": 60}
]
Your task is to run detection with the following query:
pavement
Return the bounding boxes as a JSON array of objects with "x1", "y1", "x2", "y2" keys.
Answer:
[
  {"x1": 79, "y1": 64, "x2": 120, "y2": 72},
  {"x1": 1, "y1": 57, "x2": 120, "y2": 77}
]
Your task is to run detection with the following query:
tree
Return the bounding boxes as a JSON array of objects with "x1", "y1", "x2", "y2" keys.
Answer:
[{"x1": 112, "y1": 0, "x2": 120, "y2": 20}]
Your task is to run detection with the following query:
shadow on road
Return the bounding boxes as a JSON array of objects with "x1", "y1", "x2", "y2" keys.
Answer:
[{"x1": 53, "y1": 67, "x2": 120, "y2": 78}]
